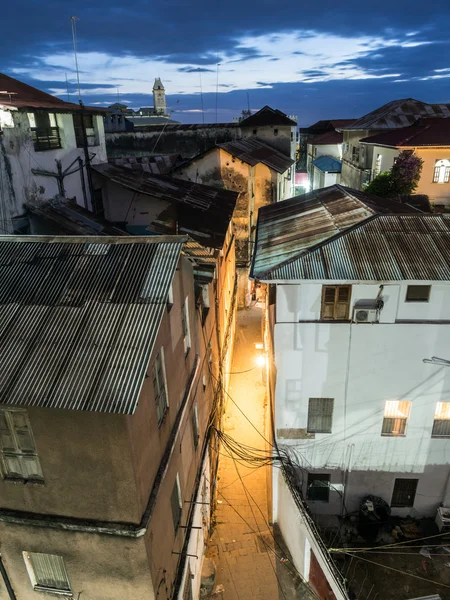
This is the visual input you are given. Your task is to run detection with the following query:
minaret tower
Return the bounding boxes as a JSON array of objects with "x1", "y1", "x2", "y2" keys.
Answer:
[{"x1": 153, "y1": 78, "x2": 167, "y2": 115}]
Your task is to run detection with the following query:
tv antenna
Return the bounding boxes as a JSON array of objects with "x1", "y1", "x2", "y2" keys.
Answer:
[{"x1": 71, "y1": 16, "x2": 81, "y2": 102}]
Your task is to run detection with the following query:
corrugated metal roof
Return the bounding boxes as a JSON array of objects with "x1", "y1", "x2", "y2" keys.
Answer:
[
  {"x1": 217, "y1": 137, "x2": 294, "y2": 174},
  {"x1": 92, "y1": 163, "x2": 237, "y2": 249},
  {"x1": 239, "y1": 106, "x2": 297, "y2": 127},
  {"x1": 344, "y1": 99, "x2": 450, "y2": 131},
  {"x1": 312, "y1": 156, "x2": 342, "y2": 173},
  {"x1": 0, "y1": 73, "x2": 104, "y2": 114},
  {"x1": 360, "y1": 117, "x2": 450, "y2": 147},
  {"x1": 261, "y1": 215, "x2": 450, "y2": 282},
  {"x1": 251, "y1": 185, "x2": 417, "y2": 276},
  {"x1": 0, "y1": 236, "x2": 185, "y2": 414},
  {"x1": 307, "y1": 130, "x2": 343, "y2": 145},
  {"x1": 108, "y1": 154, "x2": 182, "y2": 175}
]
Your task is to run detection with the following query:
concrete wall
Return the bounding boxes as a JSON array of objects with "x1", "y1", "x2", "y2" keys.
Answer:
[
  {"x1": 273, "y1": 282, "x2": 450, "y2": 517},
  {"x1": 106, "y1": 125, "x2": 240, "y2": 159},
  {"x1": 0, "y1": 109, "x2": 106, "y2": 219},
  {"x1": 341, "y1": 129, "x2": 374, "y2": 189}
]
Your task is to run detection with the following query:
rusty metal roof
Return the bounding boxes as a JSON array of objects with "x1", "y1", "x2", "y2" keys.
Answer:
[
  {"x1": 360, "y1": 117, "x2": 450, "y2": 147},
  {"x1": 343, "y1": 99, "x2": 450, "y2": 131},
  {"x1": 0, "y1": 73, "x2": 104, "y2": 114},
  {"x1": 239, "y1": 106, "x2": 297, "y2": 127},
  {"x1": 261, "y1": 215, "x2": 450, "y2": 282},
  {"x1": 307, "y1": 130, "x2": 343, "y2": 145},
  {"x1": 250, "y1": 185, "x2": 418, "y2": 277},
  {"x1": 217, "y1": 138, "x2": 294, "y2": 174},
  {"x1": 92, "y1": 163, "x2": 237, "y2": 249},
  {"x1": 109, "y1": 154, "x2": 182, "y2": 175},
  {"x1": 0, "y1": 236, "x2": 185, "y2": 414}
]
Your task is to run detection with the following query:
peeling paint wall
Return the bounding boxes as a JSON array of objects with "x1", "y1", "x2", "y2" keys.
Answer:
[{"x1": 0, "y1": 109, "x2": 107, "y2": 220}]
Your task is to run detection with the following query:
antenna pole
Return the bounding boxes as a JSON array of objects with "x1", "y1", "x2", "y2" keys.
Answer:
[
  {"x1": 65, "y1": 73, "x2": 70, "y2": 102},
  {"x1": 71, "y1": 16, "x2": 81, "y2": 102},
  {"x1": 215, "y1": 62, "x2": 220, "y2": 123},
  {"x1": 199, "y1": 72, "x2": 205, "y2": 125}
]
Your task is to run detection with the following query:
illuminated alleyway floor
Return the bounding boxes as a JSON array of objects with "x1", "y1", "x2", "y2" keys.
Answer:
[{"x1": 206, "y1": 305, "x2": 315, "y2": 600}]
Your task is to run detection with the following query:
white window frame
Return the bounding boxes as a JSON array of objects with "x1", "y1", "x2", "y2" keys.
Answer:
[
  {"x1": 153, "y1": 347, "x2": 169, "y2": 426},
  {"x1": 381, "y1": 400, "x2": 411, "y2": 436},
  {"x1": 0, "y1": 409, "x2": 43, "y2": 481},
  {"x1": 23, "y1": 552, "x2": 72, "y2": 596},
  {"x1": 181, "y1": 297, "x2": 191, "y2": 355},
  {"x1": 171, "y1": 473, "x2": 183, "y2": 533}
]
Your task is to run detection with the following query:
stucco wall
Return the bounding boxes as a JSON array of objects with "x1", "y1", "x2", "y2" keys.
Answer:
[
  {"x1": 0, "y1": 109, "x2": 106, "y2": 218},
  {"x1": 241, "y1": 124, "x2": 295, "y2": 159},
  {"x1": 273, "y1": 282, "x2": 450, "y2": 516}
]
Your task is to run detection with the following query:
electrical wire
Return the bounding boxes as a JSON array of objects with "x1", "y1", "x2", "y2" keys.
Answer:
[{"x1": 330, "y1": 530, "x2": 450, "y2": 553}]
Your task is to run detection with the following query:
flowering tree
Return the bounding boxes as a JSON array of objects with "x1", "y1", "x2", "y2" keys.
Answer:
[{"x1": 365, "y1": 151, "x2": 424, "y2": 197}]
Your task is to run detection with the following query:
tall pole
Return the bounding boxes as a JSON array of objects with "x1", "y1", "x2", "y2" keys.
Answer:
[
  {"x1": 65, "y1": 73, "x2": 70, "y2": 102},
  {"x1": 199, "y1": 72, "x2": 205, "y2": 125},
  {"x1": 215, "y1": 63, "x2": 220, "y2": 123},
  {"x1": 71, "y1": 16, "x2": 81, "y2": 102}
]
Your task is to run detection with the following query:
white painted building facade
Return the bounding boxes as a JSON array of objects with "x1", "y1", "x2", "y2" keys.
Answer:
[{"x1": 273, "y1": 280, "x2": 450, "y2": 520}]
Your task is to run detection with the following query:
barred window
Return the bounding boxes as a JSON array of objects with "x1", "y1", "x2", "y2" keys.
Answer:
[
  {"x1": 432, "y1": 402, "x2": 450, "y2": 437},
  {"x1": 391, "y1": 478, "x2": 418, "y2": 507},
  {"x1": 153, "y1": 347, "x2": 168, "y2": 426},
  {"x1": 381, "y1": 400, "x2": 411, "y2": 436},
  {"x1": 23, "y1": 552, "x2": 71, "y2": 595},
  {"x1": 0, "y1": 410, "x2": 43, "y2": 482},
  {"x1": 307, "y1": 398, "x2": 334, "y2": 433}
]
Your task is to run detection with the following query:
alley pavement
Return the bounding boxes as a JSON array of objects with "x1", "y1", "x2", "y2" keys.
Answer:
[{"x1": 206, "y1": 305, "x2": 315, "y2": 600}]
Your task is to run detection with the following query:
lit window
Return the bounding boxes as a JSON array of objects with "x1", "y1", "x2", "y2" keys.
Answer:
[
  {"x1": 23, "y1": 552, "x2": 71, "y2": 595},
  {"x1": 181, "y1": 297, "x2": 191, "y2": 355},
  {"x1": 0, "y1": 409, "x2": 43, "y2": 482},
  {"x1": 171, "y1": 473, "x2": 182, "y2": 532},
  {"x1": 432, "y1": 402, "x2": 450, "y2": 437},
  {"x1": 405, "y1": 285, "x2": 430, "y2": 302},
  {"x1": 381, "y1": 400, "x2": 411, "y2": 436},
  {"x1": 433, "y1": 160, "x2": 450, "y2": 183},
  {"x1": 153, "y1": 348, "x2": 168, "y2": 426}
]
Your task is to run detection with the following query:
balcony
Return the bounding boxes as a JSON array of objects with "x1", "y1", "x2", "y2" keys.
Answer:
[{"x1": 31, "y1": 127, "x2": 61, "y2": 152}]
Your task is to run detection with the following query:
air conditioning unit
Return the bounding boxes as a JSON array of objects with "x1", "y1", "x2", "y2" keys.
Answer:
[{"x1": 353, "y1": 307, "x2": 378, "y2": 323}]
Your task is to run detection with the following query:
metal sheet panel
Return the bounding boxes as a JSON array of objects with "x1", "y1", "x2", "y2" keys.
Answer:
[{"x1": 0, "y1": 237, "x2": 184, "y2": 414}]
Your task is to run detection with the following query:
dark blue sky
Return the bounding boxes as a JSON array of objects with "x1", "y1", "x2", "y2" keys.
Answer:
[{"x1": 2, "y1": 0, "x2": 450, "y2": 125}]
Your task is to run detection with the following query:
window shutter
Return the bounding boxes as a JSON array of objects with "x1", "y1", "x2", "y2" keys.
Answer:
[
  {"x1": 321, "y1": 286, "x2": 336, "y2": 319},
  {"x1": 434, "y1": 166, "x2": 441, "y2": 182},
  {"x1": 171, "y1": 476, "x2": 182, "y2": 531},
  {"x1": 308, "y1": 398, "x2": 334, "y2": 433},
  {"x1": 22, "y1": 455, "x2": 44, "y2": 479},
  {"x1": 0, "y1": 413, "x2": 15, "y2": 452},
  {"x1": 24, "y1": 552, "x2": 71, "y2": 592},
  {"x1": 12, "y1": 413, "x2": 36, "y2": 454},
  {"x1": 335, "y1": 286, "x2": 350, "y2": 319}
]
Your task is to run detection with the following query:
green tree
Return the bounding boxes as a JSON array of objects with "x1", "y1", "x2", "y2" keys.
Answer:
[{"x1": 364, "y1": 150, "x2": 424, "y2": 197}]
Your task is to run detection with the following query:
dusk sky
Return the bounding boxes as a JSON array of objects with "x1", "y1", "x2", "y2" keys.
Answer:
[{"x1": 2, "y1": 1, "x2": 450, "y2": 125}]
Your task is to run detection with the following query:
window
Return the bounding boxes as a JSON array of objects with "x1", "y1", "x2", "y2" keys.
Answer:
[
  {"x1": 167, "y1": 283, "x2": 174, "y2": 312},
  {"x1": 433, "y1": 160, "x2": 450, "y2": 183},
  {"x1": 307, "y1": 474, "x2": 330, "y2": 502},
  {"x1": 28, "y1": 111, "x2": 61, "y2": 151},
  {"x1": 321, "y1": 285, "x2": 351, "y2": 320},
  {"x1": 153, "y1": 348, "x2": 168, "y2": 426},
  {"x1": 391, "y1": 478, "x2": 418, "y2": 507},
  {"x1": 274, "y1": 128, "x2": 279, "y2": 136},
  {"x1": 374, "y1": 154, "x2": 382, "y2": 176},
  {"x1": 252, "y1": 129, "x2": 257, "y2": 135},
  {"x1": 0, "y1": 409, "x2": 43, "y2": 482},
  {"x1": 73, "y1": 113, "x2": 96, "y2": 148},
  {"x1": 405, "y1": 285, "x2": 431, "y2": 302},
  {"x1": 171, "y1": 473, "x2": 182, "y2": 532},
  {"x1": 191, "y1": 405, "x2": 199, "y2": 449},
  {"x1": 352, "y1": 146, "x2": 360, "y2": 163},
  {"x1": 23, "y1": 552, "x2": 71, "y2": 595},
  {"x1": 432, "y1": 402, "x2": 450, "y2": 436},
  {"x1": 381, "y1": 400, "x2": 411, "y2": 436},
  {"x1": 181, "y1": 297, "x2": 191, "y2": 355},
  {"x1": 307, "y1": 398, "x2": 334, "y2": 433}
]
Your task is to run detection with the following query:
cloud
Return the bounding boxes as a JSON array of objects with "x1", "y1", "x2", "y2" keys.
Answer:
[{"x1": 177, "y1": 66, "x2": 215, "y2": 73}]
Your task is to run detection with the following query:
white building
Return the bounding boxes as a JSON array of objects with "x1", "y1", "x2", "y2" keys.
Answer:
[
  {"x1": 306, "y1": 129, "x2": 344, "y2": 191},
  {"x1": 0, "y1": 73, "x2": 107, "y2": 232},
  {"x1": 252, "y1": 185, "x2": 450, "y2": 525}
]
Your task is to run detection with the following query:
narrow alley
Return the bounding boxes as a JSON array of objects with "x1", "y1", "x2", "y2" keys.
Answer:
[{"x1": 207, "y1": 305, "x2": 314, "y2": 600}]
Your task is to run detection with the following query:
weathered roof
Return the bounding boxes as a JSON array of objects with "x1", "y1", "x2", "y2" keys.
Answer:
[
  {"x1": 0, "y1": 73, "x2": 104, "y2": 113},
  {"x1": 92, "y1": 163, "x2": 237, "y2": 248},
  {"x1": 307, "y1": 130, "x2": 343, "y2": 146},
  {"x1": 312, "y1": 156, "x2": 342, "y2": 173},
  {"x1": 360, "y1": 117, "x2": 450, "y2": 147},
  {"x1": 217, "y1": 137, "x2": 294, "y2": 174},
  {"x1": 260, "y1": 214, "x2": 450, "y2": 282},
  {"x1": 306, "y1": 119, "x2": 357, "y2": 131},
  {"x1": 0, "y1": 236, "x2": 185, "y2": 414},
  {"x1": 126, "y1": 116, "x2": 180, "y2": 126},
  {"x1": 109, "y1": 154, "x2": 182, "y2": 175},
  {"x1": 344, "y1": 98, "x2": 450, "y2": 131},
  {"x1": 239, "y1": 106, "x2": 297, "y2": 127},
  {"x1": 250, "y1": 184, "x2": 418, "y2": 277}
]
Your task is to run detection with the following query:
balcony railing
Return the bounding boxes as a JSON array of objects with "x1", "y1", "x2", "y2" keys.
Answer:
[{"x1": 31, "y1": 127, "x2": 61, "y2": 152}]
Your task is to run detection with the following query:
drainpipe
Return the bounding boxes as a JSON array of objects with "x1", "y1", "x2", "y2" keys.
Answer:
[{"x1": 0, "y1": 555, "x2": 16, "y2": 600}]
